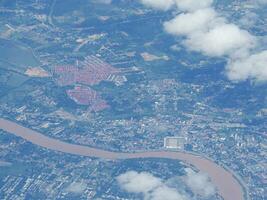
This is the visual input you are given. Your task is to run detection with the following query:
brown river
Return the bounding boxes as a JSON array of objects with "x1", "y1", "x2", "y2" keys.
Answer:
[{"x1": 0, "y1": 118, "x2": 245, "y2": 200}]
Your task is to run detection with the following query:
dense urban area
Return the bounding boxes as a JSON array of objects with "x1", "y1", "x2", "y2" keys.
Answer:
[{"x1": 0, "y1": 0, "x2": 266, "y2": 200}]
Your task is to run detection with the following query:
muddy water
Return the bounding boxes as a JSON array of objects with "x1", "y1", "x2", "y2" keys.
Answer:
[{"x1": 0, "y1": 118, "x2": 245, "y2": 200}]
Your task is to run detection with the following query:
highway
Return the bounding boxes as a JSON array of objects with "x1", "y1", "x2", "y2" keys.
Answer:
[{"x1": 0, "y1": 118, "x2": 245, "y2": 200}]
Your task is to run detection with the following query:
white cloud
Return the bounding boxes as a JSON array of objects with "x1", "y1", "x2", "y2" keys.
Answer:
[
  {"x1": 162, "y1": 1, "x2": 256, "y2": 58},
  {"x1": 149, "y1": 185, "x2": 186, "y2": 200},
  {"x1": 92, "y1": 0, "x2": 112, "y2": 4},
  {"x1": 140, "y1": 0, "x2": 267, "y2": 82},
  {"x1": 139, "y1": 0, "x2": 213, "y2": 11},
  {"x1": 116, "y1": 171, "x2": 162, "y2": 193},
  {"x1": 255, "y1": 0, "x2": 267, "y2": 5},
  {"x1": 226, "y1": 50, "x2": 267, "y2": 82},
  {"x1": 139, "y1": 0, "x2": 175, "y2": 11},
  {"x1": 174, "y1": 0, "x2": 213, "y2": 12},
  {"x1": 66, "y1": 181, "x2": 87, "y2": 194},
  {"x1": 184, "y1": 168, "x2": 216, "y2": 198},
  {"x1": 184, "y1": 23, "x2": 256, "y2": 57},
  {"x1": 163, "y1": 8, "x2": 218, "y2": 36},
  {"x1": 164, "y1": 6, "x2": 255, "y2": 57},
  {"x1": 238, "y1": 11, "x2": 258, "y2": 28},
  {"x1": 117, "y1": 171, "x2": 187, "y2": 200}
]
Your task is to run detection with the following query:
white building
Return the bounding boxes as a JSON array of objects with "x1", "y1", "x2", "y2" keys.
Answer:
[{"x1": 164, "y1": 137, "x2": 185, "y2": 150}]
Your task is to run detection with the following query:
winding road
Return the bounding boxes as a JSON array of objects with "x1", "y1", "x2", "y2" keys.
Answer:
[{"x1": 0, "y1": 118, "x2": 245, "y2": 200}]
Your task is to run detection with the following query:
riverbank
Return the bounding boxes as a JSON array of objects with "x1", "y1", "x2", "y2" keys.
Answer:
[{"x1": 0, "y1": 118, "x2": 246, "y2": 200}]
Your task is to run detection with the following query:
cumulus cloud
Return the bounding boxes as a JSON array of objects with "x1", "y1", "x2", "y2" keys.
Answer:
[
  {"x1": 150, "y1": 185, "x2": 186, "y2": 200},
  {"x1": 184, "y1": 168, "x2": 216, "y2": 198},
  {"x1": 255, "y1": 0, "x2": 267, "y2": 5},
  {"x1": 139, "y1": 0, "x2": 213, "y2": 11},
  {"x1": 140, "y1": 0, "x2": 267, "y2": 82},
  {"x1": 226, "y1": 51, "x2": 267, "y2": 82},
  {"x1": 238, "y1": 11, "x2": 258, "y2": 28},
  {"x1": 139, "y1": 0, "x2": 175, "y2": 11},
  {"x1": 184, "y1": 24, "x2": 256, "y2": 57},
  {"x1": 174, "y1": 0, "x2": 213, "y2": 12},
  {"x1": 164, "y1": 8, "x2": 218, "y2": 36},
  {"x1": 93, "y1": 0, "x2": 112, "y2": 4},
  {"x1": 116, "y1": 171, "x2": 162, "y2": 193},
  {"x1": 164, "y1": 7, "x2": 256, "y2": 57},
  {"x1": 117, "y1": 171, "x2": 187, "y2": 200},
  {"x1": 65, "y1": 181, "x2": 87, "y2": 194}
]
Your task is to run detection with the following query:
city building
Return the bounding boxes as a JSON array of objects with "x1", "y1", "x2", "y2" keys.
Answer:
[{"x1": 164, "y1": 137, "x2": 185, "y2": 150}]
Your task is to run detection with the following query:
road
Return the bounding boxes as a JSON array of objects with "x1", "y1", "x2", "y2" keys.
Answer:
[{"x1": 0, "y1": 118, "x2": 245, "y2": 200}]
